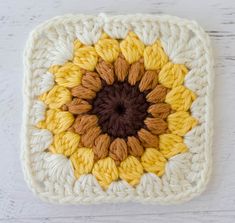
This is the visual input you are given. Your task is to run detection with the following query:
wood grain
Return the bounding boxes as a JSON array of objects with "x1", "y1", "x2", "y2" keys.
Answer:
[{"x1": 0, "y1": 0, "x2": 235, "y2": 222}]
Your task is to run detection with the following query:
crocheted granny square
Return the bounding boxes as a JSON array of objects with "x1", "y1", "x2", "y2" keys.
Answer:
[{"x1": 22, "y1": 14, "x2": 213, "y2": 204}]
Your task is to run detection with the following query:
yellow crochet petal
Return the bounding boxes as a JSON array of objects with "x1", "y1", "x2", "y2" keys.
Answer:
[
  {"x1": 42, "y1": 85, "x2": 72, "y2": 109},
  {"x1": 144, "y1": 40, "x2": 168, "y2": 70},
  {"x1": 165, "y1": 85, "x2": 197, "y2": 111},
  {"x1": 92, "y1": 157, "x2": 118, "y2": 189},
  {"x1": 50, "y1": 62, "x2": 83, "y2": 88},
  {"x1": 167, "y1": 111, "x2": 198, "y2": 136},
  {"x1": 73, "y1": 45, "x2": 98, "y2": 71},
  {"x1": 141, "y1": 148, "x2": 166, "y2": 176},
  {"x1": 50, "y1": 131, "x2": 80, "y2": 156},
  {"x1": 70, "y1": 148, "x2": 94, "y2": 178},
  {"x1": 120, "y1": 32, "x2": 145, "y2": 64},
  {"x1": 95, "y1": 38, "x2": 120, "y2": 63},
  {"x1": 37, "y1": 109, "x2": 74, "y2": 134},
  {"x1": 158, "y1": 62, "x2": 188, "y2": 88},
  {"x1": 118, "y1": 156, "x2": 143, "y2": 186},
  {"x1": 159, "y1": 134, "x2": 188, "y2": 159}
]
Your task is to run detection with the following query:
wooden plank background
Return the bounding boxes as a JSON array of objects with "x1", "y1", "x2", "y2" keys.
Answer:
[{"x1": 0, "y1": 0, "x2": 235, "y2": 222}]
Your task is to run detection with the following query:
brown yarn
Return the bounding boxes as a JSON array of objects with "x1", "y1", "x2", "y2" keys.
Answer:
[
  {"x1": 137, "y1": 128, "x2": 159, "y2": 148},
  {"x1": 91, "y1": 81, "x2": 149, "y2": 138},
  {"x1": 95, "y1": 59, "x2": 115, "y2": 85},
  {"x1": 146, "y1": 84, "x2": 168, "y2": 103},
  {"x1": 128, "y1": 59, "x2": 145, "y2": 85},
  {"x1": 139, "y1": 70, "x2": 158, "y2": 92},
  {"x1": 71, "y1": 85, "x2": 96, "y2": 100},
  {"x1": 109, "y1": 138, "x2": 128, "y2": 163},
  {"x1": 93, "y1": 134, "x2": 110, "y2": 160},
  {"x1": 80, "y1": 126, "x2": 101, "y2": 147},
  {"x1": 148, "y1": 103, "x2": 171, "y2": 119},
  {"x1": 67, "y1": 125, "x2": 75, "y2": 132},
  {"x1": 82, "y1": 72, "x2": 102, "y2": 92},
  {"x1": 67, "y1": 98, "x2": 92, "y2": 114},
  {"x1": 61, "y1": 104, "x2": 68, "y2": 111},
  {"x1": 65, "y1": 54, "x2": 176, "y2": 161},
  {"x1": 72, "y1": 115, "x2": 82, "y2": 131},
  {"x1": 144, "y1": 117, "x2": 168, "y2": 135},
  {"x1": 73, "y1": 115, "x2": 98, "y2": 134},
  {"x1": 114, "y1": 55, "x2": 130, "y2": 81},
  {"x1": 127, "y1": 136, "x2": 144, "y2": 157}
]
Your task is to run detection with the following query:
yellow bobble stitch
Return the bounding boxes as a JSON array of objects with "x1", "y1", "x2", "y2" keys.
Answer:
[
  {"x1": 144, "y1": 40, "x2": 168, "y2": 70},
  {"x1": 95, "y1": 38, "x2": 120, "y2": 63},
  {"x1": 141, "y1": 148, "x2": 166, "y2": 176},
  {"x1": 37, "y1": 109, "x2": 74, "y2": 134},
  {"x1": 165, "y1": 85, "x2": 197, "y2": 111},
  {"x1": 53, "y1": 62, "x2": 82, "y2": 88},
  {"x1": 73, "y1": 46, "x2": 98, "y2": 71},
  {"x1": 159, "y1": 134, "x2": 188, "y2": 159},
  {"x1": 118, "y1": 156, "x2": 143, "y2": 186},
  {"x1": 43, "y1": 85, "x2": 72, "y2": 109},
  {"x1": 92, "y1": 157, "x2": 118, "y2": 189},
  {"x1": 50, "y1": 131, "x2": 80, "y2": 156},
  {"x1": 167, "y1": 111, "x2": 198, "y2": 136},
  {"x1": 120, "y1": 32, "x2": 145, "y2": 64},
  {"x1": 70, "y1": 148, "x2": 94, "y2": 178},
  {"x1": 158, "y1": 62, "x2": 188, "y2": 88}
]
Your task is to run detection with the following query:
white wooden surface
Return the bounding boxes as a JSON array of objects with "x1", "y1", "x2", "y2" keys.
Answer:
[{"x1": 0, "y1": 0, "x2": 235, "y2": 222}]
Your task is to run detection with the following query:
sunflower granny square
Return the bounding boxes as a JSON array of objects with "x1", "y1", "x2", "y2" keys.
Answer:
[{"x1": 22, "y1": 14, "x2": 214, "y2": 204}]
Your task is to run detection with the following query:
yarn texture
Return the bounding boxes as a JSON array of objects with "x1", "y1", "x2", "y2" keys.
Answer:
[{"x1": 22, "y1": 14, "x2": 214, "y2": 204}]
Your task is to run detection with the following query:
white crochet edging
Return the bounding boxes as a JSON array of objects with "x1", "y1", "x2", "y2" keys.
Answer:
[{"x1": 22, "y1": 14, "x2": 214, "y2": 204}]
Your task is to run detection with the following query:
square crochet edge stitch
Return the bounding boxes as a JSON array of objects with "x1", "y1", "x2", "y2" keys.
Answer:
[{"x1": 22, "y1": 14, "x2": 214, "y2": 204}]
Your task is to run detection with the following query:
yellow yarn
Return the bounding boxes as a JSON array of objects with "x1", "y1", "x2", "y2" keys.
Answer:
[
  {"x1": 92, "y1": 157, "x2": 118, "y2": 189},
  {"x1": 158, "y1": 62, "x2": 188, "y2": 88},
  {"x1": 99, "y1": 32, "x2": 110, "y2": 40},
  {"x1": 144, "y1": 40, "x2": 168, "y2": 70},
  {"x1": 50, "y1": 131, "x2": 80, "y2": 156},
  {"x1": 118, "y1": 156, "x2": 143, "y2": 186},
  {"x1": 141, "y1": 148, "x2": 166, "y2": 176},
  {"x1": 74, "y1": 39, "x2": 82, "y2": 51},
  {"x1": 73, "y1": 45, "x2": 98, "y2": 71},
  {"x1": 48, "y1": 65, "x2": 60, "y2": 74},
  {"x1": 42, "y1": 85, "x2": 72, "y2": 109},
  {"x1": 165, "y1": 85, "x2": 196, "y2": 111},
  {"x1": 120, "y1": 32, "x2": 145, "y2": 64},
  {"x1": 70, "y1": 148, "x2": 94, "y2": 178},
  {"x1": 159, "y1": 134, "x2": 188, "y2": 159},
  {"x1": 167, "y1": 111, "x2": 198, "y2": 136},
  {"x1": 37, "y1": 109, "x2": 74, "y2": 134},
  {"x1": 95, "y1": 38, "x2": 120, "y2": 63},
  {"x1": 52, "y1": 62, "x2": 83, "y2": 88}
]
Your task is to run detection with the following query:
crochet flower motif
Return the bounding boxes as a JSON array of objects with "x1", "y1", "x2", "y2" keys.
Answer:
[{"x1": 38, "y1": 32, "x2": 198, "y2": 189}]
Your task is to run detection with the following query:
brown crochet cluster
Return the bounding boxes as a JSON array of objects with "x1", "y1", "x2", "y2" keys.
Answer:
[
  {"x1": 91, "y1": 81, "x2": 149, "y2": 138},
  {"x1": 64, "y1": 55, "x2": 171, "y2": 164}
]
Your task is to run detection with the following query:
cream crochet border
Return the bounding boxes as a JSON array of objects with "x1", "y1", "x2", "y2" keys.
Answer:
[{"x1": 22, "y1": 14, "x2": 214, "y2": 204}]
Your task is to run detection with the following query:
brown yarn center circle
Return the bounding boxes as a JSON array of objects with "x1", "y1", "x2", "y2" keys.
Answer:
[{"x1": 91, "y1": 81, "x2": 149, "y2": 138}]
